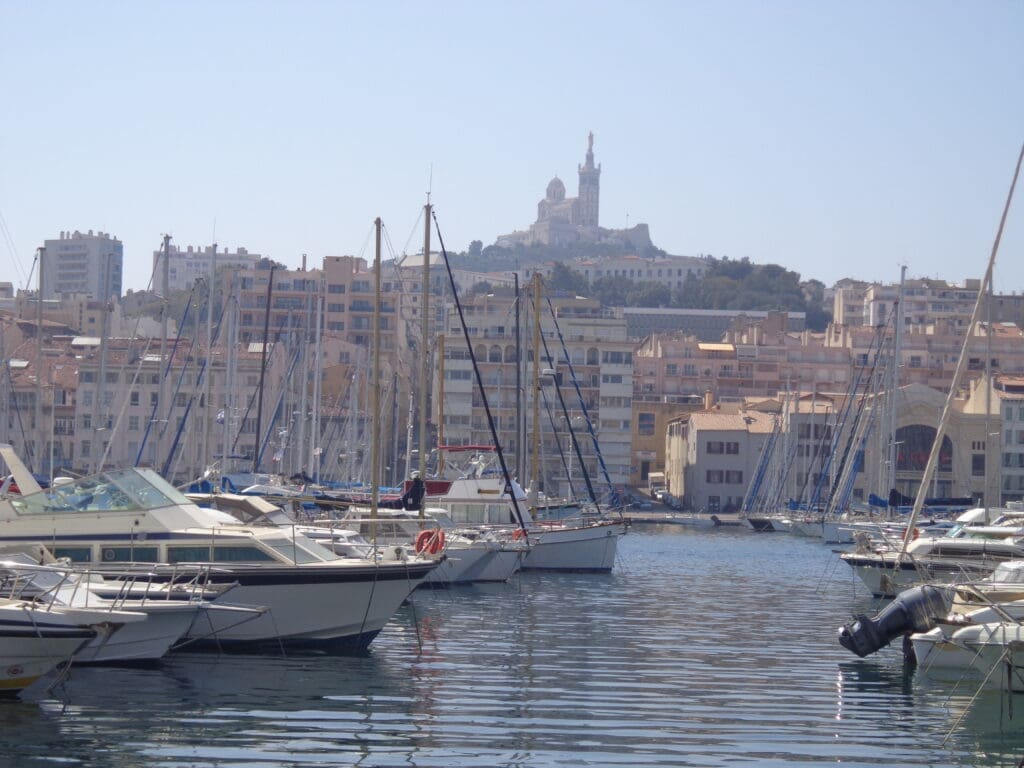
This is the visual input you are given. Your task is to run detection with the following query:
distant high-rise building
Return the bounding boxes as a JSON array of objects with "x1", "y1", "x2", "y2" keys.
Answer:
[
  {"x1": 42, "y1": 230, "x2": 123, "y2": 300},
  {"x1": 153, "y1": 243, "x2": 261, "y2": 294}
]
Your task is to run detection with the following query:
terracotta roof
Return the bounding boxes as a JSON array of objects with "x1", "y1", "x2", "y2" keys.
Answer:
[{"x1": 686, "y1": 411, "x2": 776, "y2": 434}]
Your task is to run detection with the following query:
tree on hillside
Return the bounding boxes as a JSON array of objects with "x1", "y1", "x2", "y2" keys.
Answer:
[{"x1": 547, "y1": 263, "x2": 588, "y2": 295}]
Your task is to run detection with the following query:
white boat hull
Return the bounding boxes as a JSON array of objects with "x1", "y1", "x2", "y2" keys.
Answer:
[
  {"x1": 0, "y1": 623, "x2": 94, "y2": 693},
  {"x1": 73, "y1": 602, "x2": 199, "y2": 664},
  {"x1": 182, "y1": 561, "x2": 435, "y2": 648},
  {"x1": 521, "y1": 521, "x2": 623, "y2": 572}
]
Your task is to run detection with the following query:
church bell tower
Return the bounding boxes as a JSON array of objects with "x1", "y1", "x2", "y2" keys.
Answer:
[{"x1": 577, "y1": 131, "x2": 601, "y2": 230}]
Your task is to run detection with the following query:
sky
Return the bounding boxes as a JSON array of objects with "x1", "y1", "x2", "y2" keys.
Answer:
[{"x1": 2, "y1": 1, "x2": 1023, "y2": 295}]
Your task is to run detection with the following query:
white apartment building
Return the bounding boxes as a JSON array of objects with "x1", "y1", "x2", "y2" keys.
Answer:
[
  {"x1": 42, "y1": 230, "x2": 123, "y2": 300},
  {"x1": 437, "y1": 289, "x2": 634, "y2": 497},
  {"x1": 153, "y1": 244, "x2": 261, "y2": 294}
]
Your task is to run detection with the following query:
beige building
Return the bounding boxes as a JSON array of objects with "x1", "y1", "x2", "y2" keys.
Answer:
[{"x1": 665, "y1": 409, "x2": 775, "y2": 513}]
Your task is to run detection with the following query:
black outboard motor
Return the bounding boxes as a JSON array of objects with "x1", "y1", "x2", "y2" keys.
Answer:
[{"x1": 838, "y1": 585, "x2": 953, "y2": 658}]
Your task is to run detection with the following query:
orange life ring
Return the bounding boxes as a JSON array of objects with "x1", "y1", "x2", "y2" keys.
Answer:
[{"x1": 415, "y1": 528, "x2": 446, "y2": 555}]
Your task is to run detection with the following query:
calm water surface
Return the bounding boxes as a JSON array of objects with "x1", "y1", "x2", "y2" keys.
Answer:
[{"x1": 2, "y1": 525, "x2": 1023, "y2": 767}]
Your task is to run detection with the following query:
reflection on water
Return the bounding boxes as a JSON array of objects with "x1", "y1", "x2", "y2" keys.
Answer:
[{"x1": 1, "y1": 526, "x2": 1023, "y2": 766}]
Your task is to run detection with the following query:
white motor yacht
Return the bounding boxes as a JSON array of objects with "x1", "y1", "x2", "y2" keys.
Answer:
[{"x1": 0, "y1": 446, "x2": 439, "y2": 650}]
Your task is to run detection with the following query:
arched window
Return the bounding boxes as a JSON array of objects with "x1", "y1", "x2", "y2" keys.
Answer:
[
  {"x1": 489, "y1": 345, "x2": 502, "y2": 363},
  {"x1": 895, "y1": 425, "x2": 953, "y2": 473},
  {"x1": 587, "y1": 347, "x2": 599, "y2": 365},
  {"x1": 504, "y1": 345, "x2": 517, "y2": 363}
]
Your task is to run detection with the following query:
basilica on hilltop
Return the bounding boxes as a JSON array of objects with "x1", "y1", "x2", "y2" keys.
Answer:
[{"x1": 495, "y1": 133, "x2": 653, "y2": 251}]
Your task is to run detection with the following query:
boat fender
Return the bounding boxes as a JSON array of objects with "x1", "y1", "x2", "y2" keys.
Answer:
[{"x1": 837, "y1": 584, "x2": 953, "y2": 658}]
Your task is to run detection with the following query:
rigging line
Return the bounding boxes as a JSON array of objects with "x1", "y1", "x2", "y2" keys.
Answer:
[
  {"x1": 542, "y1": 289, "x2": 620, "y2": 513},
  {"x1": 229, "y1": 314, "x2": 290, "y2": 455},
  {"x1": 532, "y1": 292, "x2": 601, "y2": 511},
  {"x1": 161, "y1": 293, "x2": 230, "y2": 480},
  {"x1": 805, "y1": 318, "x2": 890, "y2": 511},
  {"x1": 254, "y1": 339, "x2": 305, "y2": 474},
  {"x1": 539, "y1": 383, "x2": 578, "y2": 501},
  {"x1": 135, "y1": 284, "x2": 196, "y2": 465},
  {"x1": 399, "y1": 207, "x2": 425, "y2": 260},
  {"x1": 157, "y1": 291, "x2": 205, "y2": 443},
  {"x1": 902, "y1": 139, "x2": 1024, "y2": 557},
  {"x1": 431, "y1": 209, "x2": 527, "y2": 532},
  {"x1": 0, "y1": 210, "x2": 27, "y2": 287}
]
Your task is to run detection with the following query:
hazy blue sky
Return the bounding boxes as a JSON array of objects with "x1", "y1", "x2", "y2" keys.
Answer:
[{"x1": 2, "y1": 1, "x2": 1023, "y2": 294}]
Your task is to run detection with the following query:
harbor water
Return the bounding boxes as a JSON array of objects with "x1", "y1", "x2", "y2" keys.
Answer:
[{"x1": 3, "y1": 525, "x2": 1024, "y2": 767}]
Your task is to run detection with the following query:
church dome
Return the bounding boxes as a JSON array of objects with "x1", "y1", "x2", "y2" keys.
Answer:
[{"x1": 545, "y1": 176, "x2": 566, "y2": 202}]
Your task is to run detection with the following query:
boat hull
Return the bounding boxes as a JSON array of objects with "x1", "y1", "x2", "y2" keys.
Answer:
[
  {"x1": 0, "y1": 627, "x2": 93, "y2": 693},
  {"x1": 520, "y1": 521, "x2": 623, "y2": 572},
  {"x1": 179, "y1": 561, "x2": 436, "y2": 648}
]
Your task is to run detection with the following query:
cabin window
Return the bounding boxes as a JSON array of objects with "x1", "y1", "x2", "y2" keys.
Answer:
[
  {"x1": 52, "y1": 546, "x2": 92, "y2": 563},
  {"x1": 263, "y1": 537, "x2": 334, "y2": 564},
  {"x1": 168, "y1": 546, "x2": 212, "y2": 563},
  {"x1": 100, "y1": 546, "x2": 159, "y2": 563}
]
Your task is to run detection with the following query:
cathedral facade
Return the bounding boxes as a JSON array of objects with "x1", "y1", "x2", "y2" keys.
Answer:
[{"x1": 497, "y1": 133, "x2": 651, "y2": 251}]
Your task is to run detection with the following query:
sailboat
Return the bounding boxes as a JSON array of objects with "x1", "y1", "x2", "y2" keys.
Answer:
[
  {"x1": 839, "y1": 141, "x2": 1024, "y2": 599},
  {"x1": 428, "y1": 218, "x2": 624, "y2": 572}
]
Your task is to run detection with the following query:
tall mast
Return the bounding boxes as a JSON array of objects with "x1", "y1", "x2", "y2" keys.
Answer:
[
  {"x1": 418, "y1": 203, "x2": 431, "y2": 508},
  {"x1": 252, "y1": 266, "x2": 275, "y2": 474},
  {"x1": 370, "y1": 217, "x2": 383, "y2": 544},
  {"x1": 886, "y1": 265, "x2": 905, "y2": 501},
  {"x1": 530, "y1": 272, "x2": 542, "y2": 509},
  {"x1": 155, "y1": 235, "x2": 171, "y2": 469},
  {"x1": 310, "y1": 291, "x2": 323, "y2": 480},
  {"x1": 437, "y1": 333, "x2": 446, "y2": 476},
  {"x1": 34, "y1": 247, "x2": 44, "y2": 474},
  {"x1": 899, "y1": 141, "x2": 1024, "y2": 558},
  {"x1": 222, "y1": 277, "x2": 238, "y2": 477},
  {"x1": 514, "y1": 272, "x2": 522, "y2": 480},
  {"x1": 203, "y1": 243, "x2": 217, "y2": 477}
]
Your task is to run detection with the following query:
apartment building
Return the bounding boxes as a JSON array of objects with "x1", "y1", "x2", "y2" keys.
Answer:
[
  {"x1": 41, "y1": 230, "x2": 123, "y2": 301},
  {"x1": 437, "y1": 288, "x2": 634, "y2": 496},
  {"x1": 152, "y1": 243, "x2": 261, "y2": 294}
]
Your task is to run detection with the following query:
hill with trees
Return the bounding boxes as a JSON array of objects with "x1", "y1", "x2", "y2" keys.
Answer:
[{"x1": 449, "y1": 243, "x2": 831, "y2": 331}]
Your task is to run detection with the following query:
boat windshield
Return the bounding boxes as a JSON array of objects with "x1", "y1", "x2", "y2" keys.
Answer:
[{"x1": 13, "y1": 468, "x2": 193, "y2": 515}]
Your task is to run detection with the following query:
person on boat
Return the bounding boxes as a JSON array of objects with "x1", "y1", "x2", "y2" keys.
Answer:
[{"x1": 379, "y1": 471, "x2": 426, "y2": 511}]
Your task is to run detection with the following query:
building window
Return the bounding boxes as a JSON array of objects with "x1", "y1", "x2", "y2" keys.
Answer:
[
  {"x1": 130, "y1": 391, "x2": 140, "y2": 406},
  {"x1": 638, "y1": 413, "x2": 655, "y2": 436},
  {"x1": 707, "y1": 441, "x2": 724, "y2": 454},
  {"x1": 972, "y1": 454, "x2": 986, "y2": 476},
  {"x1": 726, "y1": 470, "x2": 743, "y2": 484},
  {"x1": 706, "y1": 470, "x2": 723, "y2": 484},
  {"x1": 725, "y1": 442, "x2": 739, "y2": 454}
]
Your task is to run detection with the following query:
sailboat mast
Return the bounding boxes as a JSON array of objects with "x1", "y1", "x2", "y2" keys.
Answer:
[
  {"x1": 156, "y1": 234, "x2": 171, "y2": 469},
  {"x1": 370, "y1": 217, "x2": 383, "y2": 543},
  {"x1": 899, "y1": 141, "x2": 1024, "y2": 557},
  {"x1": 203, "y1": 242, "x2": 217, "y2": 477},
  {"x1": 530, "y1": 272, "x2": 542, "y2": 508},
  {"x1": 33, "y1": 246, "x2": 43, "y2": 475},
  {"x1": 437, "y1": 333, "x2": 446, "y2": 476},
  {"x1": 252, "y1": 266, "x2": 275, "y2": 474},
  {"x1": 310, "y1": 292, "x2": 323, "y2": 480},
  {"x1": 886, "y1": 265, "x2": 906, "y2": 500},
  {"x1": 419, "y1": 203, "x2": 431, "y2": 495},
  {"x1": 514, "y1": 272, "x2": 522, "y2": 481}
]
